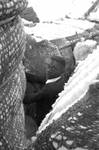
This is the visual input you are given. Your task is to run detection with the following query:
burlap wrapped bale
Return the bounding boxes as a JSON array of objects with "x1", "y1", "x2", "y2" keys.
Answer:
[
  {"x1": 33, "y1": 81, "x2": 99, "y2": 150},
  {"x1": 0, "y1": 16, "x2": 26, "y2": 85},
  {"x1": 51, "y1": 38, "x2": 76, "y2": 80},
  {"x1": 0, "y1": 64, "x2": 27, "y2": 150},
  {"x1": 31, "y1": 46, "x2": 99, "y2": 150},
  {"x1": 0, "y1": 0, "x2": 29, "y2": 149},
  {"x1": 24, "y1": 37, "x2": 61, "y2": 81},
  {"x1": 0, "y1": 0, "x2": 28, "y2": 21}
]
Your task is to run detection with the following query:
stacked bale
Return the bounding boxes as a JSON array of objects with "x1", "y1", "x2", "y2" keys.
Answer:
[
  {"x1": 0, "y1": 0, "x2": 29, "y2": 150},
  {"x1": 32, "y1": 45, "x2": 99, "y2": 150},
  {"x1": 50, "y1": 38, "x2": 76, "y2": 80},
  {"x1": 24, "y1": 38, "x2": 61, "y2": 82}
]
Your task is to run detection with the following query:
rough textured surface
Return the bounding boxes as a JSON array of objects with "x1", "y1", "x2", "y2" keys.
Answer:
[
  {"x1": 0, "y1": 64, "x2": 28, "y2": 150},
  {"x1": 27, "y1": 47, "x2": 99, "y2": 150},
  {"x1": 73, "y1": 40, "x2": 97, "y2": 62},
  {"x1": 25, "y1": 115, "x2": 37, "y2": 140},
  {"x1": 23, "y1": 36, "x2": 61, "y2": 82},
  {"x1": 32, "y1": 80, "x2": 99, "y2": 150},
  {"x1": 51, "y1": 38, "x2": 76, "y2": 81},
  {"x1": 0, "y1": 0, "x2": 29, "y2": 149},
  {"x1": 0, "y1": 0, "x2": 28, "y2": 21},
  {"x1": 0, "y1": 16, "x2": 26, "y2": 85}
]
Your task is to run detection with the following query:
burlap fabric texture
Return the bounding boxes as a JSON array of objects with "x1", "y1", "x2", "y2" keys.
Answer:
[
  {"x1": 0, "y1": 16, "x2": 26, "y2": 85},
  {"x1": 0, "y1": 64, "x2": 27, "y2": 150},
  {"x1": 0, "y1": 0, "x2": 28, "y2": 150},
  {"x1": 24, "y1": 39, "x2": 61, "y2": 81},
  {"x1": 0, "y1": 0, "x2": 28, "y2": 21}
]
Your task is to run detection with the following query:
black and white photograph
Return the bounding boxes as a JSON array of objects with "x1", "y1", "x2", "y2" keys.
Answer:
[{"x1": 0, "y1": 0, "x2": 99, "y2": 149}]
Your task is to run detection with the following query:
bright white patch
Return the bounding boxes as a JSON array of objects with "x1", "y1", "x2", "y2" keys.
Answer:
[
  {"x1": 77, "y1": 112, "x2": 82, "y2": 116},
  {"x1": 29, "y1": 45, "x2": 32, "y2": 49},
  {"x1": 66, "y1": 140, "x2": 73, "y2": 145},
  {"x1": 51, "y1": 132, "x2": 60, "y2": 138},
  {"x1": 58, "y1": 146, "x2": 68, "y2": 150},
  {"x1": 24, "y1": 19, "x2": 95, "y2": 41},
  {"x1": 53, "y1": 141, "x2": 58, "y2": 149},
  {"x1": 28, "y1": 0, "x2": 96, "y2": 21},
  {"x1": 0, "y1": 44, "x2": 2, "y2": 50},
  {"x1": 74, "y1": 148, "x2": 88, "y2": 150},
  {"x1": 79, "y1": 125, "x2": 87, "y2": 129},
  {"x1": 56, "y1": 135, "x2": 62, "y2": 140},
  {"x1": 66, "y1": 127, "x2": 74, "y2": 131}
]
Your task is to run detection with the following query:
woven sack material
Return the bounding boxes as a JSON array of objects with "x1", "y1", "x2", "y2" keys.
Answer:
[
  {"x1": 0, "y1": 0, "x2": 28, "y2": 21},
  {"x1": 0, "y1": 0, "x2": 28, "y2": 149},
  {"x1": 0, "y1": 63, "x2": 28, "y2": 150},
  {"x1": 24, "y1": 38, "x2": 61, "y2": 81},
  {"x1": 0, "y1": 16, "x2": 26, "y2": 86},
  {"x1": 33, "y1": 82, "x2": 99, "y2": 150}
]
